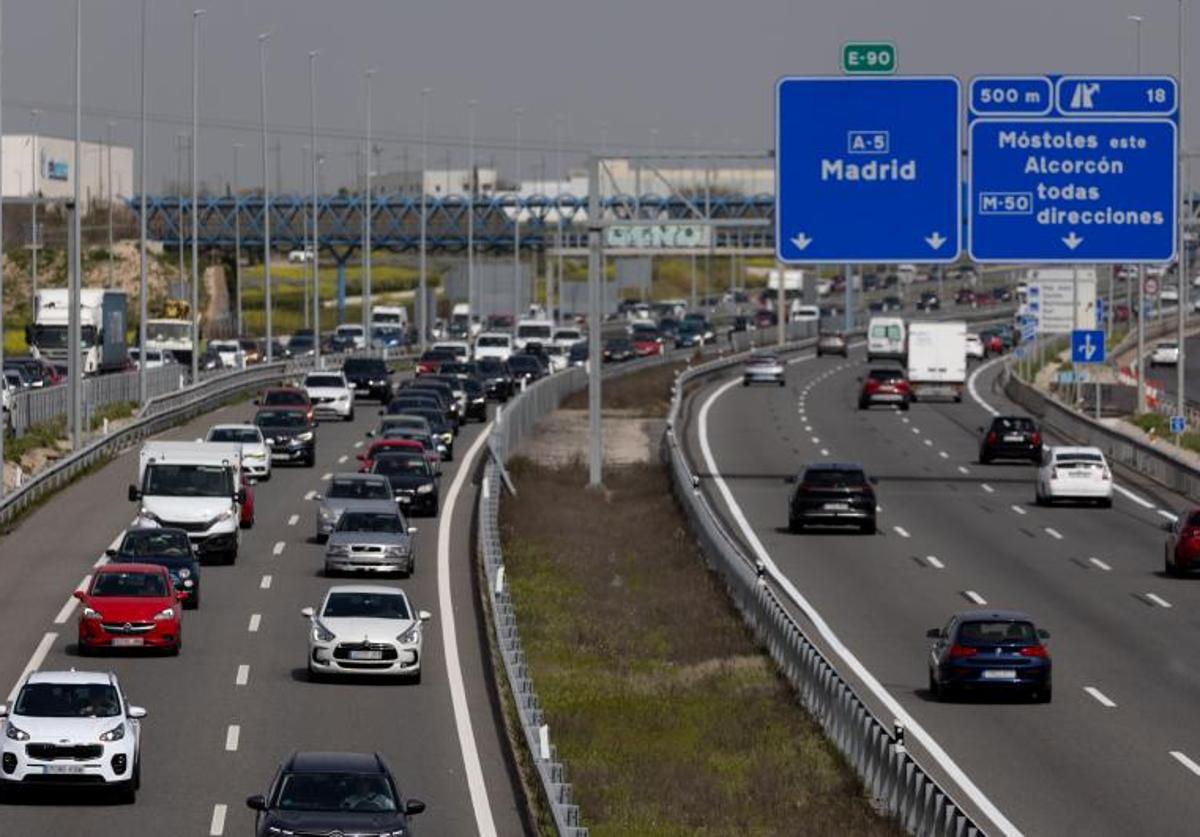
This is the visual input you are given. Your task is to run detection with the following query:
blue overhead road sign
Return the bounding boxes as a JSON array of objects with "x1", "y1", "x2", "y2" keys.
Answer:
[
  {"x1": 1056, "y1": 76, "x2": 1177, "y2": 117},
  {"x1": 1071, "y1": 329, "x2": 1106, "y2": 364},
  {"x1": 775, "y1": 76, "x2": 961, "y2": 264}
]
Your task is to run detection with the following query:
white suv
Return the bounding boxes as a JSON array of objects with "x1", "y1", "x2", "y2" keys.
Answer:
[
  {"x1": 473, "y1": 333, "x2": 513, "y2": 362},
  {"x1": 205, "y1": 424, "x2": 272, "y2": 481},
  {"x1": 0, "y1": 670, "x2": 146, "y2": 802},
  {"x1": 303, "y1": 371, "x2": 355, "y2": 421}
]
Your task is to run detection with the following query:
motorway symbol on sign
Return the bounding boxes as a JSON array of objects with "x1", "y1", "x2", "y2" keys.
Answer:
[
  {"x1": 1071, "y1": 329, "x2": 1106, "y2": 364},
  {"x1": 1056, "y1": 76, "x2": 1178, "y2": 117},
  {"x1": 842, "y1": 42, "x2": 896, "y2": 74},
  {"x1": 776, "y1": 77, "x2": 961, "y2": 264},
  {"x1": 1095, "y1": 298, "x2": 1106, "y2": 327},
  {"x1": 1171, "y1": 415, "x2": 1187, "y2": 434},
  {"x1": 969, "y1": 118, "x2": 1177, "y2": 263}
]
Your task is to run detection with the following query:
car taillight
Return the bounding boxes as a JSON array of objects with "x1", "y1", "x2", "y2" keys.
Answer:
[
  {"x1": 1030, "y1": 431, "x2": 1041, "y2": 446},
  {"x1": 948, "y1": 644, "x2": 978, "y2": 658},
  {"x1": 1050, "y1": 467, "x2": 1059, "y2": 480},
  {"x1": 1183, "y1": 527, "x2": 1200, "y2": 540},
  {"x1": 1100, "y1": 468, "x2": 1111, "y2": 481},
  {"x1": 986, "y1": 432, "x2": 997, "y2": 444},
  {"x1": 1018, "y1": 645, "x2": 1048, "y2": 659}
]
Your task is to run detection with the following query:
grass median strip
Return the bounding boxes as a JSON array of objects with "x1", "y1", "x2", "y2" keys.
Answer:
[{"x1": 500, "y1": 458, "x2": 898, "y2": 835}]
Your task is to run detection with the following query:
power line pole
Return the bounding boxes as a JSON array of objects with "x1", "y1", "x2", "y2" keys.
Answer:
[
  {"x1": 467, "y1": 99, "x2": 478, "y2": 321},
  {"x1": 513, "y1": 107, "x2": 523, "y2": 328},
  {"x1": 137, "y1": 0, "x2": 148, "y2": 405},
  {"x1": 233, "y1": 141, "x2": 243, "y2": 337},
  {"x1": 30, "y1": 109, "x2": 39, "y2": 304},
  {"x1": 70, "y1": 0, "x2": 83, "y2": 450},
  {"x1": 106, "y1": 120, "x2": 115, "y2": 286}
]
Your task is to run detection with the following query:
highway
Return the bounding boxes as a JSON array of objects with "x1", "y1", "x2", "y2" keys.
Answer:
[
  {"x1": 683, "y1": 343, "x2": 1200, "y2": 836},
  {"x1": 1143, "y1": 330, "x2": 1200, "y2": 407},
  {"x1": 0, "y1": 388, "x2": 526, "y2": 835}
]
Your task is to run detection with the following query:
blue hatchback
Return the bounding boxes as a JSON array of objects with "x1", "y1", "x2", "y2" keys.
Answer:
[{"x1": 927, "y1": 609, "x2": 1052, "y2": 703}]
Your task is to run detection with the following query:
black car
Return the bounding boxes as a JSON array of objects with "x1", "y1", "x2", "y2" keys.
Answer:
[
  {"x1": 658, "y1": 318, "x2": 681, "y2": 340},
  {"x1": 927, "y1": 610, "x2": 1052, "y2": 703},
  {"x1": 398, "y1": 380, "x2": 461, "y2": 426},
  {"x1": 459, "y1": 377, "x2": 488, "y2": 421},
  {"x1": 917, "y1": 292, "x2": 941, "y2": 312},
  {"x1": 475, "y1": 357, "x2": 514, "y2": 400},
  {"x1": 106, "y1": 527, "x2": 202, "y2": 609},
  {"x1": 604, "y1": 337, "x2": 636, "y2": 361},
  {"x1": 254, "y1": 407, "x2": 316, "y2": 467},
  {"x1": 286, "y1": 331, "x2": 316, "y2": 358},
  {"x1": 508, "y1": 353, "x2": 546, "y2": 383},
  {"x1": 342, "y1": 357, "x2": 392, "y2": 403},
  {"x1": 370, "y1": 451, "x2": 439, "y2": 516},
  {"x1": 787, "y1": 463, "x2": 877, "y2": 534},
  {"x1": 247, "y1": 751, "x2": 426, "y2": 837},
  {"x1": 567, "y1": 342, "x2": 588, "y2": 367},
  {"x1": 388, "y1": 406, "x2": 454, "y2": 460},
  {"x1": 978, "y1": 416, "x2": 1042, "y2": 464}
]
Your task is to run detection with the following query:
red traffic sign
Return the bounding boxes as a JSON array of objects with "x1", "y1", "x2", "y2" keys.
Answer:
[{"x1": 1144, "y1": 276, "x2": 1160, "y2": 296}]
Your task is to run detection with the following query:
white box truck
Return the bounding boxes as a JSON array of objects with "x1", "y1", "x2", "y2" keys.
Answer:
[
  {"x1": 907, "y1": 321, "x2": 968, "y2": 402},
  {"x1": 29, "y1": 288, "x2": 128, "y2": 375},
  {"x1": 128, "y1": 441, "x2": 246, "y2": 564}
]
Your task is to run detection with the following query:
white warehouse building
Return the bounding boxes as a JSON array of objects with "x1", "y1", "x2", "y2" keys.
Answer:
[{"x1": 1, "y1": 134, "x2": 134, "y2": 212}]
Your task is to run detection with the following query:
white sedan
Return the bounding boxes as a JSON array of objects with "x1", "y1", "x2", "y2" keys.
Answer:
[
  {"x1": 1150, "y1": 342, "x2": 1181, "y2": 366},
  {"x1": 1035, "y1": 446, "x2": 1113, "y2": 507},
  {"x1": 965, "y1": 334, "x2": 985, "y2": 360},
  {"x1": 205, "y1": 423, "x2": 272, "y2": 480},
  {"x1": 302, "y1": 585, "x2": 430, "y2": 682},
  {"x1": 303, "y1": 371, "x2": 355, "y2": 421},
  {"x1": 0, "y1": 670, "x2": 146, "y2": 802}
]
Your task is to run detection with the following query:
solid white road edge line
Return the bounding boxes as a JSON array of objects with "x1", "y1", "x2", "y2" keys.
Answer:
[
  {"x1": 6, "y1": 632, "x2": 59, "y2": 703},
  {"x1": 1171, "y1": 751, "x2": 1200, "y2": 777},
  {"x1": 53, "y1": 575, "x2": 92, "y2": 625},
  {"x1": 438, "y1": 424, "x2": 499, "y2": 837},
  {"x1": 1084, "y1": 686, "x2": 1117, "y2": 708},
  {"x1": 209, "y1": 803, "x2": 228, "y2": 836},
  {"x1": 697, "y1": 375, "x2": 1021, "y2": 837}
]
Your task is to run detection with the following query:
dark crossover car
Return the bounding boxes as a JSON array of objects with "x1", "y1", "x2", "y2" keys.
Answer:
[
  {"x1": 978, "y1": 416, "x2": 1042, "y2": 464},
  {"x1": 475, "y1": 357, "x2": 514, "y2": 400},
  {"x1": 507, "y1": 353, "x2": 547, "y2": 383},
  {"x1": 107, "y1": 527, "x2": 202, "y2": 609},
  {"x1": 247, "y1": 751, "x2": 425, "y2": 837},
  {"x1": 254, "y1": 407, "x2": 317, "y2": 467},
  {"x1": 370, "y1": 451, "x2": 439, "y2": 516},
  {"x1": 1164, "y1": 506, "x2": 1200, "y2": 576},
  {"x1": 927, "y1": 610, "x2": 1052, "y2": 703},
  {"x1": 342, "y1": 357, "x2": 392, "y2": 403},
  {"x1": 603, "y1": 338, "x2": 635, "y2": 362},
  {"x1": 858, "y1": 368, "x2": 911, "y2": 411},
  {"x1": 787, "y1": 463, "x2": 877, "y2": 534}
]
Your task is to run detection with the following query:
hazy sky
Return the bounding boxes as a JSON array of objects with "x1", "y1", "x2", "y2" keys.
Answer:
[{"x1": 0, "y1": 0, "x2": 1191, "y2": 193}]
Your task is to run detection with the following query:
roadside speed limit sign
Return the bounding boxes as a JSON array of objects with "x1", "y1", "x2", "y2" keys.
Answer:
[{"x1": 1144, "y1": 276, "x2": 1160, "y2": 296}]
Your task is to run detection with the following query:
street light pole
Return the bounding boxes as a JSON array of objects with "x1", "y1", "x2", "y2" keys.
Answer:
[
  {"x1": 309, "y1": 48, "x2": 322, "y2": 365},
  {"x1": 190, "y1": 9, "x2": 205, "y2": 384},
  {"x1": 1178, "y1": 0, "x2": 1188, "y2": 416},
  {"x1": 513, "y1": 107, "x2": 523, "y2": 328},
  {"x1": 233, "y1": 141, "x2": 243, "y2": 337},
  {"x1": 30, "y1": 109, "x2": 39, "y2": 302},
  {"x1": 467, "y1": 99, "x2": 478, "y2": 322},
  {"x1": 71, "y1": 0, "x2": 82, "y2": 449},
  {"x1": 1130, "y1": 13, "x2": 1145, "y2": 412},
  {"x1": 259, "y1": 32, "x2": 272, "y2": 361},
  {"x1": 555, "y1": 115, "x2": 566, "y2": 325},
  {"x1": 419, "y1": 88, "x2": 431, "y2": 352},
  {"x1": 363, "y1": 67, "x2": 376, "y2": 348},
  {"x1": 106, "y1": 120, "x2": 115, "y2": 286},
  {"x1": 137, "y1": 0, "x2": 148, "y2": 406}
]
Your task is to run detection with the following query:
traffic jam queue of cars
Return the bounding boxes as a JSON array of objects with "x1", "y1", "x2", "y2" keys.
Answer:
[
  {"x1": 745, "y1": 308, "x2": 1146, "y2": 706},
  {"x1": 0, "y1": 348, "x2": 521, "y2": 817}
]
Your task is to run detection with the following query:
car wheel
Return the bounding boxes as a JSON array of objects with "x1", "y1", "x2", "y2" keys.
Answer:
[
  {"x1": 132, "y1": 759, "x2": 141, "y2": 791},
  {"x1": 404, "y1": 669, "x2": 422, "y2": 685},
  {"x1": 1098, "y1": 497, "x2": 1113, "y2": 509},
  {"x1": 305, "y1": 452, "x2": 316, "y2": 468},
  {"x1": 184, "y1": 594, "x2": 199, "y2": 611},
  {"x1": 742, "y1": 379, "x2": 749, "y2": 387},
  {"x1": 1034, "y1": 488, "x2": 1046, "y2": 506},
  {"x1": 899, "y1": 401, "x2": 910, "y2": 412},
  {"x1": 168, "y1": 639, "x2": 181, "y2": 657},
  {"x1": 979, "y1": 452, "x2": 991, "y2": 465},
  {"x1": 115, "y1": 778, "x2": 137, "y2": 805},
  {"x1": 928, "y1": 670, "x2": 940, "y2": 700},
  {"x1": 308, "y1": 666, "x2": 324, "y2": 683},
  {"x1": 1036, "y1": 685, "x2": 1052, "y2": 704},
  {"x1": 261, "y1": 470, "x2": 271, "y2": 482},
  {"x1": 787, "y1": 517, "x2": 802, "y2": 534},
  {"x1": 225, "y1": 549, "x2": 238, "y2": 566},
  {"x1": 77, "y1": 641, "x2": 93, "y2": 658},
  {"x1": 240, "y1": 515, "x2": 253, "y2": 530},
  {"x1": 345, "y1": 410, "x2": 354, "y2": 423},
  {"x1": 777, "y1": 380, "x2": 786, "y2": 388},
  {"x1": 860, "y1": 519, "x2": 876, "y2": 535},
  {"x1": 1165, "y1": 550, "x2": 1178, "y2": 577},
  {"x1": 858, "y1": 399, "x2": 869, "y2": 410}
]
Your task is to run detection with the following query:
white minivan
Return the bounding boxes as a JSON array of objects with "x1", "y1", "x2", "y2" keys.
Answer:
[{"x1": 867, "y1": 316, "x2": 906, "y2": 362}]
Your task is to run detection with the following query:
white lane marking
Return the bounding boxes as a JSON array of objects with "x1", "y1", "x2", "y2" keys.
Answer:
[
  {"x1": 901, "y1": 417, "x2": 910, "y2": 424},
  {"x1": 1157, "y1": 509, "x2": 1180, "y2": 522},
  {"x1": 236, "y1": 665, "x2": 250, "y2": 686},
  {"x1": 209, "y1": 804, "x2": 228, "y2": 836},
  {"x1": 966, "y1": 356, "x2": 1003, "y2": 417},
  {"x1": 337, "y1": 455, "x2": 348, "y2": 464},
  {"x1": 6, "y1": 633, "x2": 59, "y2": 703},
  {"x1": 925, "y1": 555, "x2": 945, "y2": 569},
  {"x1": 1011, "y1": 504, "x2": 1027, "y2": 516},
  {"x1": 272, "y1": 541, "x2": 286, "y2": 556},
  {"x1": 304, "y1": 490, "x2": 317, "y2": 501},
  {"x1": 893, "y1": 526, "x2": 911, "y2": 539},
  {"x1": 982, "y1": 483, "x2": 995, "y2": 494},
  {"x1": 224, "y1": 725, "x2": 240, "y2": 752},
  {"x1": 1146, "y1": 592, "x2": 1173, "y2": 608},
  {"x1": 1171, "y1": 751, "x2": 1200, "y2": 777},
  {"x1": 696, "y1": 376, "x2": 1022, "y2": 837},
  {"x1": 963, "y1": 590, "x2": 988, "y2": 605},
  {"x1": 804, "y1": 426, "x2": 813, "y2": 433},
  {"x1": 54, "y1": 576, "x2": 92, "y2": 625},
  {"x1": 248, "y1": 613, "x2": 261, "y2": 633},
  {"x1": 437, "y1": 425, "x2": 500, "y2": 837},
  {"x1": 1114, "y1": 484, "x2": 1155, "y2": 509},
  {"x1": 1089, "y1": 557, "x2": 1113, "y2": 571},
  {"x1": 911, "y1": 427, "x2": 920, "y2": 435},
  {"x1": 811, "y1": 436, "x2": 820, "y2": 444},
  {"x1": 320, "y1": 472, "x2": 332, "y2": 482},
  {"x1": 820, "y1": 449, "x2": 830, "y2": 457},
  {"x1": 958, "y1": 466, "x2": 970, "y2": 475},
  {"x1": 1044, "y1": 527, "x2": 1064, "y2": 540},
  {"x1": 923, "y1": 439, "x2": 933, "y2": 447},
  {"x1": 287, "y1": 514, "x2": 299, "y2": 526},
  {"x1": 260, "y1": 575, "x2": 272, "y2": 590},
  {"x1": 354, "y1": 440, "x2": 364, "y2": 449},
  {"x1": 1084, "y1": 686, "x2": 1117, "y2": 708},
  {"x1": 939, "y1": 451, "x2": 949, "y2": 459}
]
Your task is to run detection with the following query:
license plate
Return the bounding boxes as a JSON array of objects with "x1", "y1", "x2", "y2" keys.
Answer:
[
  {"x1": 982, "y1": 669, "x2": 1016, "y2": 680},
  {"x1": 112, "y1": 637, "x2": 144, "y2": 647},
  {"x1": 1004, "y1": 434, "x2": 1023, "y2": 442},
  {"x1": 43, "y1": 764, "x2": 87, "y2": 775},
  {"x1": 1069, "y1": 470, "x2": 1090, "y2": 478},
  {"x1": 397, "y1": 495, "x2": 412, "y2": 504},
  {"x1": 824, "y1": 503, "x2": 850, "y2": 511},
  {"x1": 349, "y1": 650, "x2": 383, "y2": 660}
]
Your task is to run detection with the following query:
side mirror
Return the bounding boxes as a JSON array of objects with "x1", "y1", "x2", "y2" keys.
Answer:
[
  {"x1": 868, "y1": 476, "x2": 880, "y2": 486},
  {"x1": 73, "y1": 590, "x2": 86, "y2": 601},
  {"x1": 235, "y1": 490, "x2": 247, "y2": 505},
  {"x1": 925, "y1": 628, "x2": 942, "y2": 639},
  {"x1": 176, "y1": 591, "x2": 186, "y2": 602},
  {"x1": 246, "y1": 795, "x2": 267, "y2": 812},
  {"x1": 127, "y1": 485, "x2": 140, "y2": 502},
  {"x1": 311, "y1": 494, "x2": 323, "y2": 502},
  {"x1": 357, "y1": 453, "x2": 367, "y2": 461},
  {"x1": 405, "y1": 799, "x2": 427, "y2": 817},
  {"x1": 0, "y1": 704, "x2": 7, "y2": 718},
  {"x1": 366, "y1": 430, "x2": 376, "y2": 437},
  {"x1": 418, "y1": 610, "x2": 432, "y2": 621},
  {"x1": 105, "y1": 548, "x2": 117, "y2": 558},
  {"x1": 408, "y1": 526, "x2": 419, "y2": 534},
  {"x1": 194, "y1": 437, "x2": 204, "y2": 443},
  {"x1": 1037, "y1": 629, "x2": 1051, "y2": 640},
  {"x1": 976, "y1": 426, "x2": 985, "y2": 434},
  {"x1": 300, "y1": 606, "x2": 315, "y2": 619},
  {"x1": 783, "y1": 475, "x2": 797, "y2": 484}
]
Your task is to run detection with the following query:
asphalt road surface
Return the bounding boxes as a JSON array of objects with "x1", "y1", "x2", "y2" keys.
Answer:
[{"x1": 682, "y1": 344, "x2": 1200, "y2": 836}]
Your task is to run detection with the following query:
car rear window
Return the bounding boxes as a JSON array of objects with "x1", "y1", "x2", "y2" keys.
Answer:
[
  {"x1": 871, "y1": 325, "x2": 901, "y2": 339},
  {"x1": 1053, "y1": 451, "x2": 1103, "y2": 464},
  {"x1": 802, "y1": 468, "x2": 866, "y2": 487},
  {"x1": 958, "y1": 620, "x2": 1036, "y2": 644},
  {"x1": 992, "y1": 417, "x2": 1035, "y2": 432}
]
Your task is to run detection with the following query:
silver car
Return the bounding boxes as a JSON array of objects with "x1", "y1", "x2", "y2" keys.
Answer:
[
  {"x1": 313, "y1": 474, "x2": 396, "y2": 542},
  {"x1": 325, "y1": 508, "x2": 417, "y2": 576},
  {"x1": 742, "y1": 352, "x2": 785, "y2": 387}
]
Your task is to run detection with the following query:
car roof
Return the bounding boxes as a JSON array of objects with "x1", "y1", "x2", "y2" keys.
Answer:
[
  {"x1": 285, "y1": 751, "x2": 387, "y2": 774},
  {"x1": 1049, "y1": 446, "x2": 1104, "y2": 456},
  {"x1": 210, "y1": 423, "x2": 257, "y2": 431},
  {"x1": 122, "y1": 526, "x2": 191, "y2": 539},
  {"x1": 803, "y1": 462, "x2": 865, "y2": 472},
  {"x1": 325, "y1": 584, "x2": 409, "y2": 597},
  {"x1": 256, "y1": 405, "x2": 309, "y2": 414},
  {"x1": 96, "y1": 562, "x2": 172, "y2": 576},
  {"x1": 264, "y1": 387, "x2": 306, "y2": 394},
  {"x1": 330, "y1": 472, "x2": 387, "y2": 482},
  {"x1": 26, "y1": 669, "x2": 115, "y2": 686},
  {"x1": 953, "y1": 609, "x2": 1035, "y2": 623}
]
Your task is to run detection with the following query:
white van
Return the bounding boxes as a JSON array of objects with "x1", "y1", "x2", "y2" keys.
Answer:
[
  {"x1": 867, "y1": 316, "x2": 907, "y2": 362},
  {"x1": 514, "y1": 319, "x2": 555, "y2": 351},
  {"x1": 335, "y1": 324, "x2": 366, "y2": 350},
  {"x1": 473, "y1": 332, "x2": 513, "y2": 361},
  {"x1": 790, "y1": 303, "x2": 820, "y2": 323}
]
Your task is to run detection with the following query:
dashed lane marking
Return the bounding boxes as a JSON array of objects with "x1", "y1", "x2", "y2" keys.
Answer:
[{"x1": 1084, "y1": 686, "x2": 1117, "y2": 708}]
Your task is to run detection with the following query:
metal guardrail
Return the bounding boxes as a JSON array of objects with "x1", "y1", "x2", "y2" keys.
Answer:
[
  {"x1": 663, "y1": 346, "x2": 985, "y2": 837},
  {"x1": 9, "y1": 364, "x2": 189, "y2": 437}
]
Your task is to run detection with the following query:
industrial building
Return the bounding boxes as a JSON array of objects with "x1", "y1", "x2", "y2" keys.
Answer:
[{"x1": 0, "y1": 134, "x2": 134, "y2": 212}]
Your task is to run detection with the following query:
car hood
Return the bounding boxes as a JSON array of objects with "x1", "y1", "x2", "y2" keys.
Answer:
[
  {"x1": 320, "y1": 498, "x2": 397, "y2": 516},
  {"x1": 306, "y1": 386, "x2": 350, "y2": 399},
  {"x1": 83, "y1": 595, "x2": 174, "y2": 620},
  {"x1": 327, "y1": 531, "x2": 411, "y2": 549},
  {"x1": 264, "y1": 810, "x2": 406, "y2": 832},
  {"x1": 345, "y1": 369, "x2": 388, "y2": 381},
  {"x1": 141, "y1": 496, "x2": 233, "y2": 521},
  {"x1": 259, "y1": 425, "x2": 309, "y2": 440},
  {"x1": 238, "y1": 442, "x2": 268, "y2": 458},
  {"x1": 380, "y1": 472, "x2": 436, "y2": 491},
  {"x1": 321, "y1": 615, "x2": 420, "y2": 642},
  {"x1": 11, "y1": 714, "x2": 127, "y2": 742}
]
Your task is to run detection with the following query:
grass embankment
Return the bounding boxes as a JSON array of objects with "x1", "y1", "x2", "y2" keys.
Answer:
[
  {"x1": 561, "y1": 361, "x2": 686, "y2": 417},
  {"x1": 4, "y1": 402, "x2": 137, "y2": 464},
  {"x1": 1131, "y1": 412, "x2": 1200, "y2": 453},
  {"x1": 498, "y1": 366, "x2": 897, "y2": 835}
]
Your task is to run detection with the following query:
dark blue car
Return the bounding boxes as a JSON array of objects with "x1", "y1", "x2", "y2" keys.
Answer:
[
  {"x1": 106, "y1": 527, "x2": 202, "y2": 610},
  {"x1": 927, "y1": 609, "x2": 1051, "y2": 703}
]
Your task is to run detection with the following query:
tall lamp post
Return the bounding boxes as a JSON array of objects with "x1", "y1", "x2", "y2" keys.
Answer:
[
  {"x1": 1130, "y1": 13, "x2": 1146, "y2": 412},
  {"x1": 30, "y1": 109, "x2": 39, "y2": 302},
  {"x1": 419, "y1": 88, "x2": 431, "y2": 351},
  {"x1": 189, "y1": 9, "x2": 205, "y2": 384},
  {"x1": 232, "y1": 141, "x2": 243, "y2": 337},
  {"x1": 309, "y1": 48, "x2": 322, "y2": 364},
  {"x1": 259, "y1": 31, "x2": 272, "y2": 361},
  {"x1": 106, "y1": 120, "x2": 116, "y2": 286},
  {"x1": 467, "y1": 99, "x2": 478, "y2": 322},
  {"x1": 513, "y1": 107, "x2": 524, "y2": 327},
  {"x1": 137, "y1": 1, "x2": 148, "y2": 405},
  {"x1": 363, "y1": 67, "x2": 377, "y2": 347},
  {"x1": 1177, "y1": 0, "x2": 1188, "y2": 417}
]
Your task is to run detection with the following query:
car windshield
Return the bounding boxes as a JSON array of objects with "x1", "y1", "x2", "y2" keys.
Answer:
[
  {"x1": 14, "y1": 683, "x2": 121, "y2": 718},
  {"x1": 328, "y1": 478, "x2": 392, "y2": 501},
  {"x1": 868, "y1": 369, "x2": 904, "y2": 381},
  {"x1": 119, "y1": 530, "x2": 192, "y2": 556},
  {"x1": 92, "y1": 571, "x2": 169, "y2": 597},
  {"x1": 256, "y1": 410, "x2": 308, "y2": 427},
  {"x1": 477, "y1": 336, "x2": 509, "y2": 347},
  {"x1": 288, "y1": 335, "x2": 315, "y2": 348},
  {"x1": 144, "y1": 464, "x2": 233, "y2": 497},
  {"x1": 337, "y1": 512, "x2": 405, "y2": 533},
  {"x1": 477, "y1": 359, "x2": 507, "y2": 374},
  {"x1": 323, "y1": 592, "x2": 411, "y2": 620},
  {"x1": 306, "y1": 376, "x2": 344, "y2": 388},
  {"x1": 803, "y1": 469, "x2": 866, "y2": 487},
  {"x1": 275, "y1": 771, "x2": 398, "y2": 813},
  {"x1": 992, "y1": 418, "x2": 1035, "y2": 432},
  {"x1": 748, "y1": 354, "x2": 778, "y2": 365},
  {"x1": 958, "y1": 620, "x2": 1037, "y2": 644},
  {"x1": 264, "y1": 391, "x2": 307, "y2": 406},
  {"x1": 871, "y1": 325, "x2": 902, "y2": 339},
  {"x1": 517, "y1": 324, "x2": 553, "y2": 339},
  {"x1": 373, "y1": 454, "x2": 430, "y2": 476},
  {"x1": 344, "y1": 359, "x2": 388, "y2": 375},
  {"x1": 509, "y1": 356, "x2": 540, "y2": 370},
  {"x1": 208, "y1": 428, "x2": 261, "y2": 443}
]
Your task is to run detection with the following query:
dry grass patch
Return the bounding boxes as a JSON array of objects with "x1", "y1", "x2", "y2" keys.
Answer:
[{"x1": 561, "y1": 361, "x2": 687, "y2": 417}]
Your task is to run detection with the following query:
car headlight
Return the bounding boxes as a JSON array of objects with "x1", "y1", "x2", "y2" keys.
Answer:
[
  {"x1": 177, "y1": 568, "x2": 191, "y2": 579},
  {"x1": 327, "y1": 544, "x2": 350, "y2": 557},
  {"x1": 82, "y1": 606, "x2": 102, "y2": 620},
  {"x1": 5, "y1": 724, "x2": 29, "y2": 741},
  {"x1": 217, "y1": 507, "x2": 236, "y2": 523},
  {"x1": 319, "y1": 506, "x2": 338, "y2": 521},
  {"x1": 311, "y1": 620, "x2": 336, "y2": 643},
  {"x1": 337, "y1": 394, "x2": 349, "y2": 402},
  {"x1": 417, "y1": 483, "x2": 434, "y2": 494},
  {"x1": 153, "y1": 607, "x2": 176, "y2": 621},
  {"x1": 182, "y1": 578, "x2": 195, "y2": 588},
  {"x1": 297, "y1": 431, "x2": 315, "y2": 442},
  {"x1": 441, "y1": 433, "x2": 453, "y2": 445},
  {"x1": 397, "y1": 622, "x2": 421, "y2": 644},
  {"x1": 98, "y1": 723, "x2": 125, "y2": 742},
  {"x1": 137, "y1": 510, "x2": 162, "y2": 525}
]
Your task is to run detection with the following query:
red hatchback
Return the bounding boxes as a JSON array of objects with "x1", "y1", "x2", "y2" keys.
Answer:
[
  {"x1": 1165, "y1": 508, "x2": 1200, "y2": 576},
  {"x1": 858, "y1": 368, "x2": 911, "y2": 411},
  {"x1": 358, "y1": 438, "x2": 426, "y2": 472},
  {"x1": 76, "y1": 563, "x2": 183, "y2": 655}
]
